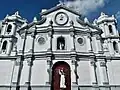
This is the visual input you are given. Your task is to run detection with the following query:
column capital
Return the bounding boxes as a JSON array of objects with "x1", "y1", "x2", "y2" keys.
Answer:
[
  {"x1": 47, "y1": 57, "x2": 52, "y2": 65},
  {"x1": 100, "y1": 61, "x2": 106, "y2": 67},
  {"x1": 27, "y1": 59, "x2": 33, "y2": 66},
  {"x1": 90, "y1": 61, "x2": 96, "y2": 67},
  {"x1": 104, "y1": 22, "x2": 108, "y2": 25},
  {"x1": 71, "y1": 56, "x2": 77, "y2": 65},
  {"x1": 70, "y1": 32, "x2": 74, "y2": 37},
  {"x1": 96, "y1": 35, "x2": 101, "y2": 40},
  {"x1": 15, "y1": 57, "x2": 23, "y2": 66}
]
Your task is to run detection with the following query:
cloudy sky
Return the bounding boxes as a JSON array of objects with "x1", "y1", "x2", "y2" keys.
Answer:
[{"x1": 0, "y1": 0, "x2": 120, "y2": 24}]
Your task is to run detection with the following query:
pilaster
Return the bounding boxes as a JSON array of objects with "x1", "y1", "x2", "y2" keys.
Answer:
[
  {"x1": 11, "y1": 56, "x2": 23, "y2": 87},
  {"x1": 89, "y1": 59, "x2": 97, "y2": 85},
  {"x1": 112, "y1": 23, "x2": 117, "y2": 36},
  {"x1": 71, "y1": 50, "x2": 77, "y2": 85},
  {"x1": 46, "y1": 53, "x2": 52, "y2": 85},
  {"x1": 107, "y1": 39, "x2": 114, "y2": 55},
  {"x1": 87, "y1": 36, "x2": 92, "y2": 52},
  {"x1": 96, "y1": 58, "x2": 109, "y2": 85},
  {"x1": 104, "y1": 22, "x2": 109, "y2": 36}
]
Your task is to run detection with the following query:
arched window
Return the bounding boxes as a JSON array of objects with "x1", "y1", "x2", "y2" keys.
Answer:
[
  {"x1": 109, "y1": 25, "x2": 113, "y2": 34},
  {"x1": 57, "y1": 36, "x2": 65, "y2": 50},
  {"x1": 7, "y1": 24, "x2": 12, "y2": 33},
  {"x1": 113, "y1": 41, "x2": 118, "y2": 53},
  {"x1": 2, "y1": 41, "x2": 7, "y2": 52}
]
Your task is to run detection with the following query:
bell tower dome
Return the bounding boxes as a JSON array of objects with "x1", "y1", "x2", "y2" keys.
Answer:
[
  {"x1": 97, "y1": 12, "x2": 120, "y2": 55},
  {"x1": 0, "y1": 11, "x2": 27, "y2": 55}
]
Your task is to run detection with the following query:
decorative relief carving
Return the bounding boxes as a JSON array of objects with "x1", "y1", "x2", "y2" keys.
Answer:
[
  {"x1": 100, "y1": 62, "x2": 106, "y2": 67},
  {"x1": 27, "y1": 59, "x2": 33, "y2": 66},
  {"x1": 47, "y1": 57, "x2": 52, "y2": 65},
  {"x1": 31, "y1": 32, "x2": 35, "y2": 38},
  {"x1": 15, "y1": 58, "x2": 22, "y2": 66},
  {"x1": 96, "y1": 35, "x2": 101, "y2": 40},
  {"x1": 103, "y1": 43, "x2": 108, "y2": 51},
  {"x1": 71, "y1": 57, "x2": 77, "y2": 65},
  {"x1": 107, "y1": 39, "x2": 111, "y2": 43},
  {"x1": 90, "y1": 61, "x2": 96, "y2": 67},
  {"x1": 36, "y1": 35, "x2": 48, "y2": 45},
  {"x1": 21, "y1": 34, "x2": 25, "y2": 39},
  {"x1": 70, "y1": 32, "x2": 74, "y2": 37},
  {"x1": 48, "y1": 31, "x2": 52, "y2": 37}
]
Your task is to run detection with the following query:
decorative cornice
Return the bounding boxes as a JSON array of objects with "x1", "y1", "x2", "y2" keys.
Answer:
[
  {"x1": 76, "y1": 17, "x2": 102, "y2": 34},
  {"x1": 40, "y1": 4, "x2": 81, "y2": 16},
  {"x1": 100, "y1": 61, "x2": 106, "y2": 67},
  {"x1": 17, "y1": 17, "x2": 46, "y2": 34}
]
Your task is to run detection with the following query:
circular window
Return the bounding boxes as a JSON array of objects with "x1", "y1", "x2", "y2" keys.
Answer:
[
  {"x1": 38, "y1": 37, "x2": 46, "y2": 45},
  {"x1": 77, "y1": 37, "x2": 85, "y2": 45}
]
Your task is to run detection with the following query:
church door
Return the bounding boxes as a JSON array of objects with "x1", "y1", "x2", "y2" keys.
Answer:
[{"x1": 51, "y1": 61, "x2": 71, "y2": 90}]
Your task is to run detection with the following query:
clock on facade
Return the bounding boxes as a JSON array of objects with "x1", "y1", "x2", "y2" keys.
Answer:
[{"x1": 55, "y1": 12, "x2": 69, "y2": 25}]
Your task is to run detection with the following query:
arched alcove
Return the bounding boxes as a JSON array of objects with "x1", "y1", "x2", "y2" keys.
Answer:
[
  {"x1": 2, "y1": 41, "x2": 7, "y2": 52},
  {"x1": 109, "y1": 25, "x2": 113, "y2": 34},
  {"x1": 113, "y1": 41, "x2": 118, "y2": 53},
  {"x1": 51, "y1": 61, "x2": 71, "y2": 90},
  {"x1": 57, "y1": 36, "x2": 65, "y2": 50},
  {"x1": 7, "y1": 24, "x2": 12, "y2": 33}
]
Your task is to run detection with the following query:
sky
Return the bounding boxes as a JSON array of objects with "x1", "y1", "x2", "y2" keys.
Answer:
[{"x1": 0, "y1": 0, "x2": 120, "y2": 25}]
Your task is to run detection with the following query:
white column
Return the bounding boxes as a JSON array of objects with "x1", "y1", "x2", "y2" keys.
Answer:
[
  {"x1": 46, "y1": 57, "x2": 52, "y2": 84},
  {"x1": 1, "y1": 24, "x2": 7, "y2": 35},
  {"x1": 11, "y1": 63, "x2": 20, "y2": 84},
  {"x1": 118, "y1": 41, "x2": 120, "y2": 54},
  {"x1": 87, "y1": 36, "x2": 92, "y2": 52},
  {"x1": 7, "y1": 39, "x2": 12, "y2": 55},
  {"x1": 96, "y1": 35, "x2": 103, "y2": 53},
  {"x1": 71, "y1": 57, "x2": 77, "y2": 85},
  {"x1": 89, "y1": 60, "x2": 97, "y2": 84},
  {"x1": 104, "y1": 22, "x2": 109, "y2": 36},
  {"x1": 92, "y1": 36, "x2": 99, "y2": 53},
  {"x1": 25, "y1": 59, "x2": 33, "y2": 85},
  {"x1": 107, "y1": 39, "x2": 114, "y2": 55},
  {"x1": 112, "y1": 24, "x2": 117, "y2": 35},
  {"x1": 11, "y1": 58, "x2": 22, "y2": 85},
  {"x1": 11, "y1": 23, "x2": 16, "y2": 35},
  {"x1": 98, "y1": 60, "x2": 109, "y2": 85}
]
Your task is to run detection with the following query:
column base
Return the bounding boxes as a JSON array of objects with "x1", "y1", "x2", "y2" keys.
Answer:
[
  {"x1": 92, "y1": 82, "x2": 98, "y2": 85},
  {"x1": 46, "y1": 81, "x2": 51, "y2": 85},
  {"x1": 72, "y1": 82, "x2": 77, "y2": 85},
  {"x1": 103, "y1": 82, "x2": 109, "y2": 85}
]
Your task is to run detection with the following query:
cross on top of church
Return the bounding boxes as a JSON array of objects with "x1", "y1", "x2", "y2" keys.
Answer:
[{"x1": 59, "y1": 0, "x2": 67, "y2": 5}]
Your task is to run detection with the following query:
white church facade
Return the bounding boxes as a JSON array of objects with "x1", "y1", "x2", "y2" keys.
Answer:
[{"x1": 0, "y1": 4, "x2": 120, "y2": 90}]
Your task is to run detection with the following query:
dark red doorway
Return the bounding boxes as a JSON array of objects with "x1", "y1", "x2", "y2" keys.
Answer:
[{"x1": 51, "y1": 61, "x2": 71, "y2": 90}]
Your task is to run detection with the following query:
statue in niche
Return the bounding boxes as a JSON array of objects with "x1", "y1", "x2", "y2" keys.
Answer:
[
  {"x1": 59, "y1": 68, "x2": 66, "y2": 89},
  {"x1": 57, "y1": 37, "x2": 65, "y2": 50},
  {"x1": 59, "y1": 42, "x2": 65, "y2": 50}
]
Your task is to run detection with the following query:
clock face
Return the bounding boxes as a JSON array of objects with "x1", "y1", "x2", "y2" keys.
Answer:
[{"x1": 55, "y1": 12, "x2": 69, "y2": 25}]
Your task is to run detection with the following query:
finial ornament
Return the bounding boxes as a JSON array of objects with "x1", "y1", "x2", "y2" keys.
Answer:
[
  {"x1": 14, "y1": 11, "x2": 21, "y2": 18},
  {"x1": 84, "y1": 17, "x2": 89, "y2": 23},
  {"x1": 59, "y1": 0, "x2": 64, "y2": 5},
  {"x1": 5, "y1": 14, "x2": 9, "y2": 19},
  {"x1": 15, "y1": 11, "x2": 19, "y2": 16},
  {"x1": 33, "y1": 17, "x2": 37, "y2": 22},
  {"x1": 101, "y1": 12, "x2": 105, "y2": 16}
]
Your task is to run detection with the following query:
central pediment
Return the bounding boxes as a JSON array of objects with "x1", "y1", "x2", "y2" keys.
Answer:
[
  {"x1": 18, "y1": 4, "x2": 102, "y2": 35},
  {"x1": 40, "y1": 4, "x2": 81, "y2": 16}
]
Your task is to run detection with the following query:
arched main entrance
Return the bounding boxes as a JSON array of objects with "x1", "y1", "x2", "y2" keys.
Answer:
[{"x1": 51, "y1": 61, "x2": 71, "y2": 90}]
